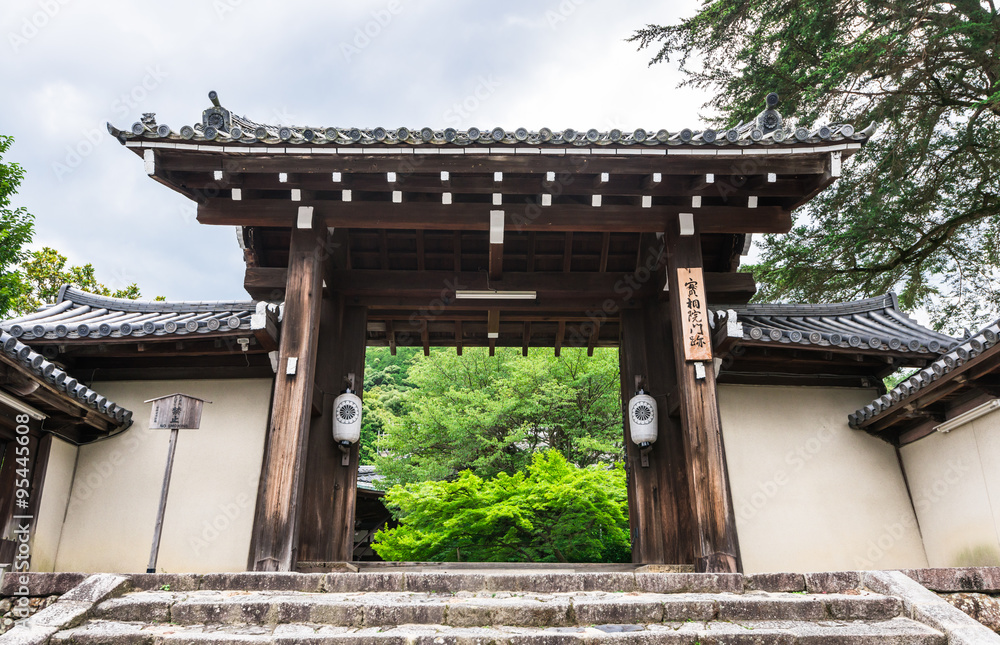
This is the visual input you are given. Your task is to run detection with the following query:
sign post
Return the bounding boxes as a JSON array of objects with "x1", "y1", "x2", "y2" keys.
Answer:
[{"x1": 144, "y1": 394, "x2": 209, "y2": 574}]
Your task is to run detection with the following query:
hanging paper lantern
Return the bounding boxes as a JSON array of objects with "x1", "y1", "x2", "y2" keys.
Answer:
[
  {"x1": 332, "y1": 390, "x2": 362, "y2": 445},
  {"x1": 628, "y1": 390, "x2": 658, "y2": 448}
]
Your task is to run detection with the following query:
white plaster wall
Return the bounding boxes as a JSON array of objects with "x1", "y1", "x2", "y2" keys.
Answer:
[
  {"x1": 31, "y1": 437, "x2": 78, "y2": 572},
  {"x1": 900, "y1": 406, "x2": 1000, "y2": 567},
  {"x1": 52, "y1": 379, "x2": 272, "y2": 573},
  {"x1": 719, "y1": 384, "x2": 928, "y2": 573}
]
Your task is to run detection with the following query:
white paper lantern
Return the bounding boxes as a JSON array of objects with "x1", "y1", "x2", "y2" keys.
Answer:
[
  {"x1": 332, "y1": 391, "x2": 362, "y2": 444},
  {"x1": 628, "y1": 391, "x2": 658, "y2": 447}
]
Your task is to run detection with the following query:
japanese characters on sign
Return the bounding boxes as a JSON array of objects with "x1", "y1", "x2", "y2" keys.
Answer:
[{"x1": 678, "y1": 267, "x2": 712, "y2": 361}]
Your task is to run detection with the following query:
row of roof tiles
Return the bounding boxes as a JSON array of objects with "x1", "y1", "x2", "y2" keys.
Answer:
[
  {"x1": 1, "y1": 329, "x2": 132, "y2": 427},
  {"x1": 117, "y1": 119, "x2": 872, "y2": 149},
  {"x1": 720, "y1": 294, "x2": 957, "y2": 356},
  {"x1": 110, "y1": 91, "x2": 873, "y2": 149},
  {"x1": 849, "y1": 320, "x2": 1000, "y2": 428},
  {"x1": 2, "y1": 287, "x2": 257, "y2": 342}
]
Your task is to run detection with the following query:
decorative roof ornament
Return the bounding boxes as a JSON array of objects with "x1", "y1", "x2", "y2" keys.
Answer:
[
  {"x1": 756, "y1": 92, "x2": 783, "y2": 134},
  {"x1": 201, "y1": 90, "x2": 232, "y2": 137}
]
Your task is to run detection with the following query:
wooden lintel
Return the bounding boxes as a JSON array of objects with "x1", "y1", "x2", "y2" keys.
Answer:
[
  {"x1": 200, "y1": 200, "x2": 792, "y2": 234},
  {"x1": 247, "y1": 268, "x2": 758, "y2": 304},
  {"x1": 165, "y1": 167, "x2": 833, "y2": 199}
]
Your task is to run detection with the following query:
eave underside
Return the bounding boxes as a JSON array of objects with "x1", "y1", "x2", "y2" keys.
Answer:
[{"x1": 137, "y1": 144, "x2": 855, "y2": 353}]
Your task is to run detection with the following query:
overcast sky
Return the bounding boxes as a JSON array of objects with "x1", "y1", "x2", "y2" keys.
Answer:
[{"x1": 2, "y1": 0, "x2": 706, "y2": 301}]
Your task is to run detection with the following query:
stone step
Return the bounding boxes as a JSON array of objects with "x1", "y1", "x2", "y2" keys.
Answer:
[
  {"x1": 122, "y1": 571, "x2": 811, "y2": 595},
  {"x1": 51, "y1": 617, "x2": 946, "y2": 644},
  {"x1": 94, "y1": 589, "x2": 902, "y2": 627}
]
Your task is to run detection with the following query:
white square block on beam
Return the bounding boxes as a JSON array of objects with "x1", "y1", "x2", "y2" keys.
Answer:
[
  {"x1": 679, "y1": 212, "x2": 695, "y2": 236},
  {"x1": 490, "y1": 210, "x2": 504, "y2": 244},
  {"x1": 297, "y1": 206, "x2": 314, "y2": 229}
]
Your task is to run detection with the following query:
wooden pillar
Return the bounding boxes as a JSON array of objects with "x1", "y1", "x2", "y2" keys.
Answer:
[
  {"x1": 328, "y1": 305, "x2": 368, "y2": 561},
  {"x1": 297, "y1": 300, "x2": 368, "y2": 564},
  {"x1": 249, "y1": 221, "x2": 326, "y2": 572},
  {"x1": 664, "y1": 215, "x2": 741, "y2": 573},
  {"x1": 620, "y1": 304, "x2": 693, "y2": 565}
]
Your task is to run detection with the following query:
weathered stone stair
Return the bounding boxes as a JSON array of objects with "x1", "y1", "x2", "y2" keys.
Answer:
[{"x1": 5, "y1": 569, "x2": 999, "y2": 644}]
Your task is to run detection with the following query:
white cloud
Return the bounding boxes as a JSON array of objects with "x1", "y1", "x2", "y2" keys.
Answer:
[{"x1": 2, "y1": 0, "x2": 706, "y2": 301}]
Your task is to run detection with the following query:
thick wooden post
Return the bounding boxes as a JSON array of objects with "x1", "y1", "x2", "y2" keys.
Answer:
[
  {"x1": 298, "y1": 300, "x2": 368, "y2": 564},
  {"x1": 249, "y1": 221, "x2": 326, "y2": 571},
  {"x1": 620, "y1": 303, "x2": 693, "y2": 564},
  {"x1": 664, "y1": 215, "x2": 741, "y2": 573},
  {"x1": 329, "y1": 305, "x2": 368, "y2": 560}
]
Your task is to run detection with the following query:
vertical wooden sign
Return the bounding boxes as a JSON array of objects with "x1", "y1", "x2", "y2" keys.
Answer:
[{"x1": 677, "y1": 267, "x2": 712, "y2": 361}]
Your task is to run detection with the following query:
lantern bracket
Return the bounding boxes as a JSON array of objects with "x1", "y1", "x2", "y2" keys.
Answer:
[{"x1": 639, "y1": 443, "x2": 653, "y2": 468}]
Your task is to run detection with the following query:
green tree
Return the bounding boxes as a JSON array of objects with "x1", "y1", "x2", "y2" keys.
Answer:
[
  {"x1": 372, "y1": 450, "x2": 630, "y2": 563},
  {"x1": 0, "y1": 135, "x2": 35, "y2": 318},
  {"x1": 360, "y1": 347, "x2": 419, "y2": 465},
  {"x1": 632, "y1": 1, "x2": 1000, "y2": 331},
  {"x1": 373, "y1": 347, "x2": 622, "y2": 486},
  {"x1": 12, "y1": 246, "x2": 150, "y2": 315}
]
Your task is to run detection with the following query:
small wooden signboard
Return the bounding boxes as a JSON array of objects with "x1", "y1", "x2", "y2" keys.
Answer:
[
  {"x1": 147, "y1": 393, "x2": 208, "y2": 430},
  {"x1": 677, "y1": 267, "x2": 712, "y2": 362}
]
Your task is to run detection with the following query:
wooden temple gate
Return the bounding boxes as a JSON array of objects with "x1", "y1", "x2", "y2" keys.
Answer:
[{"x1": 117, "y1": 94, "x2": 862, "y2": 573}]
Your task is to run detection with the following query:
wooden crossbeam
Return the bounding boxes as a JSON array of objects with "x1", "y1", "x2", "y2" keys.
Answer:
[
  {"x1": 163, "y1": 168, "x2": 831, "y2": 199},
  {"x1": 246, "y1": 267, "x2": 757, "y2": 303},
  {"x1": 199, "y1": 200, "x2": 792, "y2": 234}
]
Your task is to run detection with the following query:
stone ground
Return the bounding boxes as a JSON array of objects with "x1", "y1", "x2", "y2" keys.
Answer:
[{"x1": 0, "y1": 597, "x2": 59, "y2": 636}]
